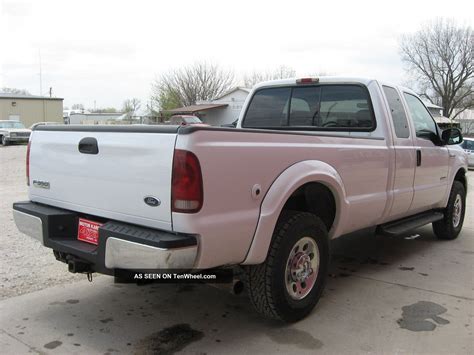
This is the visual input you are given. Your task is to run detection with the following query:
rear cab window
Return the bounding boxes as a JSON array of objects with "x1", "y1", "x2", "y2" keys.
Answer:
[
  {"x1": 383, "y1": 86, "x2": 410, "y2": 138},
  {"x1": 243, "y1": 88, "x2": 291, "y2": 127},
  {"x1": 242, "y1": 84, "x2": 376, "y2": 131}
]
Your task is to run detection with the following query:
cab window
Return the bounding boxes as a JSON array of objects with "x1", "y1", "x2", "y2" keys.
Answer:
[
  {"x1": 403, "y1": 93, "x2": 437, "y2": 138},
  {"x1": 243, "y1": 88, "x2": 290, "y2": 127},
  {"x1": 243, "y1": 85, "x2": 375, "y2": 130},
  {"x1": 383, "y1": 86, "x2": 410, "y2": 138},
  {"x1": 288, "y1": 86, "x2": 321, "y2": 126}
]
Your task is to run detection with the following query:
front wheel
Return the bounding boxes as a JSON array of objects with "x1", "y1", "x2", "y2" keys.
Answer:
[
  {"x1": 433, "y1": 181, "x2": 466, "y2": 240},
  {"x1": 1, "y1": 136, "x2": 9, "y2": 146},
  {"x1": 244, "y1": 211, "x2": 329, "y2": 322}
]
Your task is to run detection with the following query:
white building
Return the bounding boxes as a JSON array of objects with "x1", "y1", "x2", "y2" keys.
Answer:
[
  {"x1": 424, "y1": 102, "x2": 452, "y2": 128},
  {"x1": 455, "y1": 109, "x2": 474, "y2": 136},
  {"x1": 201, "y1": 87, "x2": 250, "y2": 126},
  {"x1": 166, "y1": 87, "x2": 250, "y2": 126}
]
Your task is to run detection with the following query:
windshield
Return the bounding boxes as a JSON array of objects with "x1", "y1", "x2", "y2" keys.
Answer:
[
  {"x1": 0, "y1": 121, "x2": 26, "y2": 129},
  {"x1": 461, "y1": 139, "x2": 474, "y2": 150},
  {"x1": 184, "y1": 117, "x2": 201, "y2": 123}
]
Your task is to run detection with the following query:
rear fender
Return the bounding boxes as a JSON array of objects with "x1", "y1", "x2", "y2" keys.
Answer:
[{"x1": 242, "y1": 160, "x2": 348, "y2": 265}]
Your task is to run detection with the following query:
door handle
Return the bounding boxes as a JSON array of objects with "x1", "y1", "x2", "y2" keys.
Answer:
[
  {"x1": 416, "y1": 149, "x2": 421, "y2": 166},
  {"x1": 78, "y1": 137, "x2": 99, "y2": 154}
]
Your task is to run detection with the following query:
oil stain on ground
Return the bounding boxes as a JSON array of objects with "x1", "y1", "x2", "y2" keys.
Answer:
[
  {"x1": 134, "y1": 323, "x2": 204, "y2": 355},
  {"x1": 397, "y1": 301, "x2": 450, "y2": 331},
  {"x1": 44, "y1": 340, "x2": 62, "y2": 349},
  {"x1": 267, "y1": 327, "x2": 323, "y2": 350}
]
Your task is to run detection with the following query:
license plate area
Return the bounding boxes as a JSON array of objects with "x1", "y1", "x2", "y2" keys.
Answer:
[{"x1": 77, "y1": 218, "x2": 102, "y2": 245}]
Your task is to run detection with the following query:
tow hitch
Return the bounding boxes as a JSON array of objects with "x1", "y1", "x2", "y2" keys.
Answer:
[
  {"x1": 67, "y1": 258, "x2": 92, "y2": 274},
  {"x1": 54, "y1": 250, "x2": 93, "y2": 276}
]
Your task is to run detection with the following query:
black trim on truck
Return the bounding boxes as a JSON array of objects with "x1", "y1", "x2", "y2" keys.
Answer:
[
  {"x1": 13, "y1": 201, "x2": 197, "y2": 275},
  {"x1": 33, "y1": 117, "x2": 385, "y2": 140},
  {"x1": 178, "y1": 125, "x2": 385, "y2": 140}
]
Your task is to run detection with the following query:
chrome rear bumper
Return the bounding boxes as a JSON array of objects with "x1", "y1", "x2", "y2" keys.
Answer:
[
  {"x1": 13, "y1": 210, "x2": 44, "y2": 243},
  {"x1": 12, "y1": 202, "x2": 198, "y2": 273},
  {"x1": 104, "y1": 237, "x2": 197, "y2": 269}
]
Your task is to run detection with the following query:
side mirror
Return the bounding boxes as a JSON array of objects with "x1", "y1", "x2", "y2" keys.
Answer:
[
  {"x1": 441, "y1": 128, "x2": 463, "y2": 145},
  {"x1": 417, "y1": 130, "x2": 442, "y2": 145}
]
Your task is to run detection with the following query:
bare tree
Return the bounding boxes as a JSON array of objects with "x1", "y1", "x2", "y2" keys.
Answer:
[
  {"x1": 71, "y1": 103, "x2": 85, "y2": 111},
  {"x1": 151, "y1": 62, "x2": 235, "y2": 109},
  {"x1": 400, "y1": 19, "x2": 473, "y2": 119},
  {"x1": 457, "y1": 113, "x2": 474, "y2": 136},
  {"x1": 1, "y1": 87, "x2": 31, "y2": 95},
  {"x1": 243, "y1": 65, "x2": 296, "y2": 87},
  {"x1": 122, "y1": 98, "x2": 141, "y2": 115},
  {"x1": 90, "y1": 107, "x2": 118, "y2": 113}
]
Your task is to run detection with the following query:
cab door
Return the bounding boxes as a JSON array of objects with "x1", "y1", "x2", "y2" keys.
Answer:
[
  {"x1": 403, "y1": 93, "x2": 449, "y2": 212},
  {"x1": 383, "y1": 85, "x2": 417, "y2": 219}
]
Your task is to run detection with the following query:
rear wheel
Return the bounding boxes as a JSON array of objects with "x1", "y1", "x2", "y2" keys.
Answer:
[
  {"x1": 1, "y1": 136, "x2": 8, "y2": 146},
  {"x1": 433, "y1": 181, "x2": 466, "y2": 240},
  {"x1": 244, "y1": 211, "x2": 329, "y2": 322}
]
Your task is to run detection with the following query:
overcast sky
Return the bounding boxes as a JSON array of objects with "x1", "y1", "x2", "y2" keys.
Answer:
[{"x1": 1, "y1": 0, "x2": 473, "y2": 110}]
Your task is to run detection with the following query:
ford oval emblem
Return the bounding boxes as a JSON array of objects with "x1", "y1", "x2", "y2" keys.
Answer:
[{"x1": 144, "y1": 196, "x2": 161, "y2": 207}]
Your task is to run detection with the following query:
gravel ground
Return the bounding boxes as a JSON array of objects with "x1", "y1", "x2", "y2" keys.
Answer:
[{"x1": 0, "y1": 145, "x2": 84, "y2": 300}]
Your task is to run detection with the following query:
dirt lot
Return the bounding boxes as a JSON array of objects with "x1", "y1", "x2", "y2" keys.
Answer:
[
  {"x1": 0, "y1": 145, "x2": 83, "y2": 299},
  {"x1": 0, "y1": 144, "x2": 473, "y2": 354}
]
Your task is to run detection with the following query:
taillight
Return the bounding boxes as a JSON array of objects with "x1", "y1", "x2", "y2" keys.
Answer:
[
  {"x1": 171, "y1": 149, "x2": 203, "y2": 213},
  {"x1": 26, "y1": 140, "x2": 31, "y2": 186}
]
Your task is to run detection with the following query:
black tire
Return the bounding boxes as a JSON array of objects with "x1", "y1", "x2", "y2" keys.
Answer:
[
  {"x1": 433, "y1": 181, "x2": 466, "y2": 240},
  {"x1": 1, "y1": 135, "x2": 9, "y2": 146},
  {"x1": 243, "y1": 211, "x2": 329, "y2": 322}
]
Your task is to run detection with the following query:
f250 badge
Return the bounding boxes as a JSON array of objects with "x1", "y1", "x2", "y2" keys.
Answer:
[
  {"x1": 32, "y1": 180, "x2": 50, "y2": 189},
  {"x1": 144, "y1": 196, "x2": 160, "y2": 207}
]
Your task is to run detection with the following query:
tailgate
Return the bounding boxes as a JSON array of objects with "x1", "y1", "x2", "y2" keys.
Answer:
[{"x1": 28, "y1": 127, "x2": 178, "y2": 231}]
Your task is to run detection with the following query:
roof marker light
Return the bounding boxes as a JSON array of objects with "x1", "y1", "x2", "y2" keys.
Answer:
[{"x1": 296, "y1": 78, "x2": 319, "y2": 84}]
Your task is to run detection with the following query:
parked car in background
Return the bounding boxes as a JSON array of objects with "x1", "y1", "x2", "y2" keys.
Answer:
[
  {"x1": 460, "y1": 137, "x2": 474, "y2": 168},
  {"x1": 0, "y1": 120, "x2": 31, "y2": 146},
  {"x1": 168, "y1": 115, "x2": 205, "y2": 125},
  {"x1": 30, "y1": 122, "x2": 64, "y2": 130}
]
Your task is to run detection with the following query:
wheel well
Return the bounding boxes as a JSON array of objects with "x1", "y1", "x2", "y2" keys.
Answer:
[
  {"x1": 281, "y1": 182, "x2": 336, "y2": 232},
  {"x1": 454, "y1": 168, "x2": 467, "y2": 191}
]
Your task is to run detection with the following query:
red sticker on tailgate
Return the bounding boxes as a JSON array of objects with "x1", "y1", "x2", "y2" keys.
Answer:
[{"x1": 77, "y1": 218, "x2": 102, "y2": 245}]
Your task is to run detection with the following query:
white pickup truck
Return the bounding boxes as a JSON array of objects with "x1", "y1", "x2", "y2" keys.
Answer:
[{"x1": 13, "y1": 77, "x2": 468, "y2": 322}]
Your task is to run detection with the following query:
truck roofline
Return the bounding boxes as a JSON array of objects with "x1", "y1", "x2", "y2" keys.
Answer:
[
  {"x1": 252, "y1": 76, "x2": 378, "y2": 90},
  {"x1": 252, "y1": 76, "x2": 418, "y2": 97}
]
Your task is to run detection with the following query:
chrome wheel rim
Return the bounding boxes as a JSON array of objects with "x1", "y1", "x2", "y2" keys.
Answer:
[
  {"x1": 285, "y1": 237, "x2": 320, "y2": 300},
  {"x1": 453, "y1": 194, "x2": 462, "y2": 228}
]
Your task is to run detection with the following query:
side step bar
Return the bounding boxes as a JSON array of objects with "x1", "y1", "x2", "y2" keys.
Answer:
[{"x1": 377, "y1": 211, "x2": 444, "y2": 236}]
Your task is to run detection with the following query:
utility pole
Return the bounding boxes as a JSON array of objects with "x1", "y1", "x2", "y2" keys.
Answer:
[{"x1": 39, "y1": 49, "x2": 43, "y2": 95}]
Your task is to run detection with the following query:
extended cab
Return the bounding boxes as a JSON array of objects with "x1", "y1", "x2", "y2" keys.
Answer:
[{"x1": 13, "y1": 77, "x2": 468, "y2": 322}]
